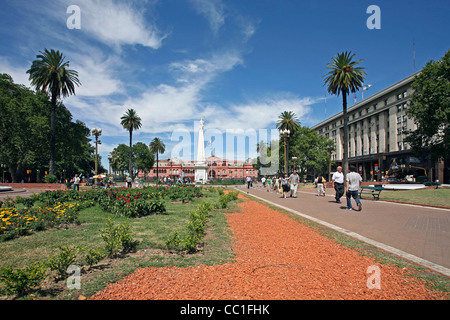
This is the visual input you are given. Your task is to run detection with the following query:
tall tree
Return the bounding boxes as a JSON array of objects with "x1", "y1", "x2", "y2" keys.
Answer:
[
  {"x1": 120, "y1": 109, "x2": 142, "y2": 179},
  {"x1": 133, "y1": 142, "x2": 155, "y2": 183},
  {"x1": 406, "y1": 50, "x2": 450, "y2": 162},
  {"x1": 288, "y1": 126, "x2": 335, "y2": 178},
  {"x1": 276, "y1": 111, "x2": 300, "y2": 173},
  {"x1": 149, "y1": 137, "x2": 165, "y2": 181},
  {"x1": 323, "y1": 51, "x2": 366, "y2": 178},
  {"x1": 26, "y1": 49, "x2": 80, "y2": 175}
]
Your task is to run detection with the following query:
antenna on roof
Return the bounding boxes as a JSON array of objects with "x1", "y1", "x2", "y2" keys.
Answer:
[{"x1": 413, "y1": 40, "x2": 416, "y2": 72}]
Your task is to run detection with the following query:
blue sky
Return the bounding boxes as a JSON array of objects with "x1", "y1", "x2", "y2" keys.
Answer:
[{"x1": 0, "y1": 0, "x2": 449, "y2": 169}]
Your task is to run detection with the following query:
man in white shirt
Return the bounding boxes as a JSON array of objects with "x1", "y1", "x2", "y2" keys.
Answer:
[
  {"x1": 73, "y1": 174, "x2": 80, "y2": 191},
  {"x1": 246, "y1": 176, "x2": 252, "y2": 189},
  {"x1": 289, "y1": 170, "x2": 300, "y2": 198},
  {"x1": 345, "y1": 165, "x2": 362, "y2": 211},
  {"x1": 332, "y1": 166, "x2": 345, "y2": 203}
]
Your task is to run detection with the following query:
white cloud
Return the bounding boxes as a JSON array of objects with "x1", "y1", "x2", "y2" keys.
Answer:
[
  {"x1": 205, "y1": 95, "x2": 317, "y2": 132},
  {"x1": 188, "y1": 0, "x2": 225, "y2": 34},
  {"x1": 66, "y1": 53, "x2": 124, "y2": 97},
  {"x1": 62, "y1": 0, "x2": 167, "y2": 49},
  {"x1": 0, "y1": 57, "x2": 31, "y2": 87}
]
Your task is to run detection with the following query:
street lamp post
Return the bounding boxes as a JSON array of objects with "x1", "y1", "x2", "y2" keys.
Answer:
[
  {"x1": 280, "y1": 129, "x2": 291, "y2": 175},
  {"x1": 292, "y1": 157, "x2": 297, "y2": 172},
  {"x1": 91, "y1": 128, "x2": 102, "y2": 184},
  {"x1": 108, "y1": 155, "x2": 112, "y2": 175}
]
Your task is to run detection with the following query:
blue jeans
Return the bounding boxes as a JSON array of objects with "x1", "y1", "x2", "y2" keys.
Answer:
[{"x1": 346, "y1": 190, "x2": 361, "y2": 209}]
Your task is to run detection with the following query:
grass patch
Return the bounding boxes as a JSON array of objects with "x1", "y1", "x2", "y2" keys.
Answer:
[
  {"x1": 372, "y1": 188, "x2": 450, "y2": 207},
  {"x1": 0, "y1": 188, "x2": 236, "y2": 300}
]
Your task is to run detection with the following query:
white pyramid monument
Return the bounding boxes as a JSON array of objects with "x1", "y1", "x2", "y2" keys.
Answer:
[{"x1": 195, "y1": 118, "x2": 208, "y2": 184}]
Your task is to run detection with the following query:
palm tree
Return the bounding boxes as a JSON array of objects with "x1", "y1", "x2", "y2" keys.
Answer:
[
  {"x1": 323, "y1": 51, "x2": 366, "y2": 178},
  {"x1": 149, "y1": 137, "x2": 166, "y2": 182},
  {"x1": 109, "y1": 150, "x2": 120, "y2": 175},
  {"x1": 276, "y1": 111, "x2": 300, "y2": 134},
  {"x1": 120, "y1": 109, "x2": 142, "y2": 179},
  {"x1": 276, "y1": 111, "x2": 300, "y2": 173},
  {"x1": 27, "y1": 49, "x2": 80, "y2": 175}
]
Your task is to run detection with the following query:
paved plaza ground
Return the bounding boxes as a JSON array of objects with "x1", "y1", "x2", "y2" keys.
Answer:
[{"x1": 236, "y1": 184, "x2": 450, "y2": 277}]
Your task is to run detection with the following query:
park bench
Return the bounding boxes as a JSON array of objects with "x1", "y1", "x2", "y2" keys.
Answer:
[{"x1": 359, "y1": 186, "x2": 384, "y2": 200}]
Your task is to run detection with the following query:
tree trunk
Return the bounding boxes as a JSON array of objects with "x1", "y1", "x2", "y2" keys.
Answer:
[
  {"x1": 129, "y1": 129, "x2": 133, "y2": 180},
  {"x1": 342, "y1": 90, "x2": 349, "y2": 180},
  {"x1": 49, "y1": 92, "x2": 57, "y2": 176}
]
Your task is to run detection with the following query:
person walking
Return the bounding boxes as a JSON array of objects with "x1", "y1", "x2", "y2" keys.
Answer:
[
  {"x1": 281, "y1": 174, "x2": 290, "y2": 198},
  {"x1": 315, "y1": 174, "x2": 326, "y2": 196},
  {"x1": 73, "y1": 174, "x2": 80, "y2": 191},
  {"x1": 332, "y1": 166, "x2": 345, "y2": 203},
  {"x1": 289, "y1": 169, "x2": 300, "y2": 198},
  {"x1": 346, "y1": 165, "x2": 362, "y2": 211},
  {"x1": 246, "y1": 176, "x2": 252, "y2": 189},
  {"x1": 274, "y1": 176, "x2": 280, "y2": 193}
]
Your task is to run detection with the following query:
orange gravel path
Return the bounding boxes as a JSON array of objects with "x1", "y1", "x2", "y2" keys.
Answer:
[{"x1": 90, "y1": 195, "x2": 445, "y2": 300}]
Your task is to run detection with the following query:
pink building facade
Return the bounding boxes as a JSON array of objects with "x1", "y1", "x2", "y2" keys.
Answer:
[{"x1": 138, "y1": 156, "x2": 258, "y2": 181}]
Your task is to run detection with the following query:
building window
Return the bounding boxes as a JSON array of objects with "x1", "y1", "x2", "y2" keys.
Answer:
[
  {"x1": 398, "y1": 141, "x2": 403, "y2": 150},
  {"x1": 397, "y1": 105, "x2": 402, "y2": 112},
  {"x1": 397, "y1": 116, "x2": 402, "y2": 124}
]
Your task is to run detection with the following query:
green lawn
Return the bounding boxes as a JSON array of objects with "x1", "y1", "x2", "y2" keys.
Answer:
[
  {"x1": 369, "y1": 188, "x2": 450, "y2": 207},
  {"x1": 0, "y1": 188, "x2": 238, "y2": 299}
]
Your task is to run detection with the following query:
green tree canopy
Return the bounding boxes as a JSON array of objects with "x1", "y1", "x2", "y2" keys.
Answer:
[
  {"x1": 280, "y1": 125, "x2": 335, "y2": 178},
  {"x1": 0, "y1": 73, "x2": 93, "y2": 182},
  {"x1": 406, "y1": 50, "x2": 450, "y2": 162},
  {"x1": 133, "y1": 142, "x2": 155, "y2": 176}
]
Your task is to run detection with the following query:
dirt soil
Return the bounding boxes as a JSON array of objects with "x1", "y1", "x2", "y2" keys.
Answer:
[{"x1": 90, "y1": 194, "x2": 446, "y2": 300}]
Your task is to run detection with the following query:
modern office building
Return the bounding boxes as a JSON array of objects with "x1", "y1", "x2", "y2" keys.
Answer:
[{"x1": 312, "y1": 72, "x2": 446, "y2": 183}]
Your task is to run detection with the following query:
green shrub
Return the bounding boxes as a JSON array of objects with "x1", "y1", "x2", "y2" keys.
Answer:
[
  {"x1": 166, "y1": 200, "x2": 215, "y2": 253},
  {"x1": 0, "y1": 262, "x2": 47, "y2": 296},
  {"x1": 85, "y1": 247, "x2": 105, "y2": 267},
  {"x1": 101, "y1": 218, "x2": 136, "y2": 257},
  {"x1": 165, "y1": 231, "x2": 182, "y2": 251},
  {"x1": 44, "y1": 174, "x2": 57, "y2": 184},
  {"x1": 48, "y1": 245, "x2": 83, "y2": 280}
]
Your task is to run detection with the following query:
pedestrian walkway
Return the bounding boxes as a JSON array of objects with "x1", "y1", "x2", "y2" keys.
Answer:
[{"x1": 235, "y1": 184, "x2": 450, "y2": 277}]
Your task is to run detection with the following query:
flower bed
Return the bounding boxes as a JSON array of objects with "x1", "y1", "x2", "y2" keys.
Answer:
[{"x1": 0, "y1": 201, "x2": 93, "y2": 241}]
